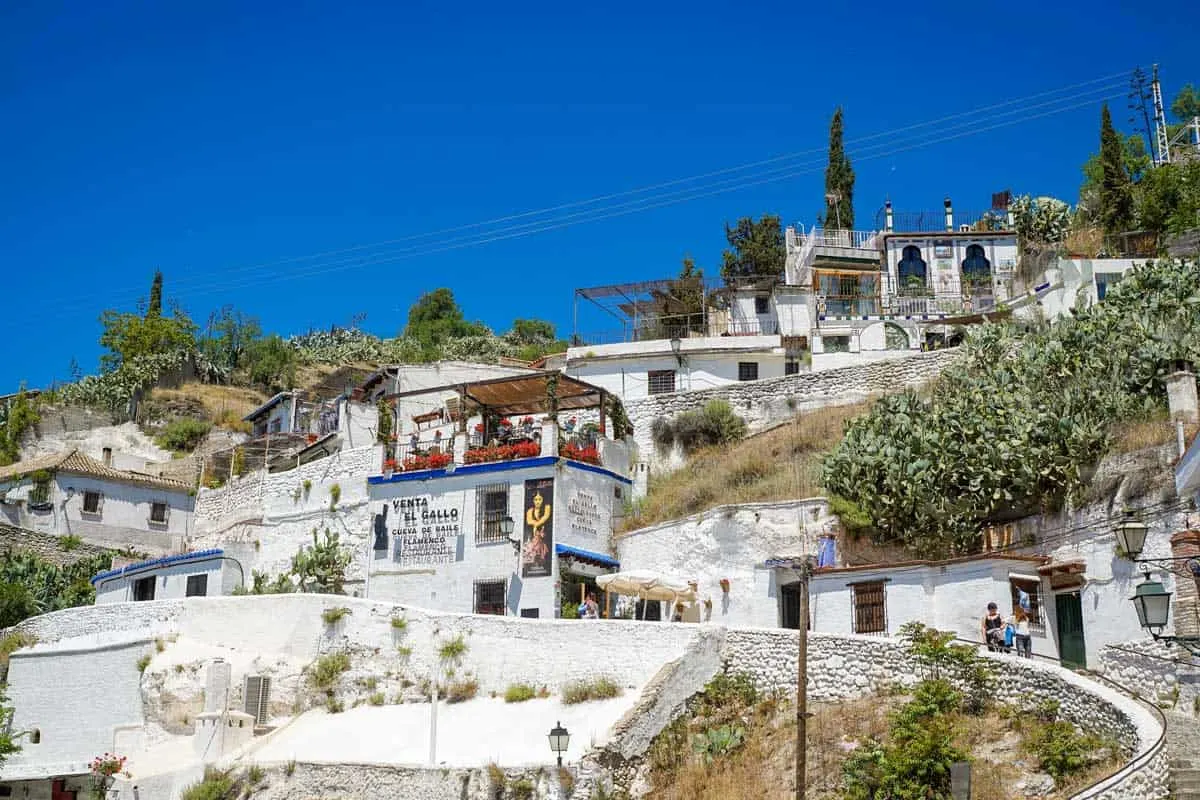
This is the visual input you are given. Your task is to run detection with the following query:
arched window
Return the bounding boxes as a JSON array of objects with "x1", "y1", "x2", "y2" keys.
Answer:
[
  {"x1": 898, "y1": 246, "x2": 927, "y2": 291},
  {"x1": 961, "y1": 244, "x2": 991, "y2": 283}
]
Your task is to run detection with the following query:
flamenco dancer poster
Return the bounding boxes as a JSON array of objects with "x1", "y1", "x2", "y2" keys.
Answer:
[{"x1": 521, "y1": 478, "x2": 554, "y2": 578}]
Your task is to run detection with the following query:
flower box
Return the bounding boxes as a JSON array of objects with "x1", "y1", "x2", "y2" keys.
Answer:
[
  {"x1": 463, "y1": 440, "x2": 541, "y2": 465},
  {"x1": 560, "y1": 442, "x2": 601, "y2": 465},
  {"x1": 400, "y1": 452, "x2": 454, "y2": 472}
]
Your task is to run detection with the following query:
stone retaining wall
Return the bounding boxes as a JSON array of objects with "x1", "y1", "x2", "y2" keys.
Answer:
[
  {"x1": 0, "y1": 523, "x2": 111, "y2": 566},
  {"x1": 625, "y1": 349, "x2": 960, "y2": 468}
]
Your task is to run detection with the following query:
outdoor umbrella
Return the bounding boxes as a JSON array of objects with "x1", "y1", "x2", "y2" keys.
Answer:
[{"x1": 596, "y1": 570, "x2": 697, "y2": 620}]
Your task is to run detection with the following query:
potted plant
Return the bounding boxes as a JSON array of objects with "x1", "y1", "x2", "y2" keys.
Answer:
[{"x1": 90, "y1": 753, "x2": 127, "y2": 799}]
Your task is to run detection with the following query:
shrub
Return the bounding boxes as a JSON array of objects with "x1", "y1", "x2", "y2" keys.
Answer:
[
  {"x1": 368, "y1": 692, "x2": 385, "y2": 706},
  {"x1": 1026, "y1": 720, "x2": 1105, "y2": 781},
  {"x1": 653, "y1": 401, "x2": 747, "y2": 455},
  {"x1": 562, "y1": 677, "x2": 622, "y2": 705},
  {"x1": 438, "y1": 634, "x2": 468, "y2": 664},
  {"x1": 136, "y1": 654, "x2": 151, "y2": 673},
  {"x1": 307, "y1": 652, "x2": 350, "y2": 692},
  {"x1": 321, "y1": 606, "x2": 350, "y2": 625},
  {"x1": 155, "y1": 417, "x2": 212, "y2": 454},
  {"x1": 59, "y1": 534, "x2": 82, "y2": 552},
  {"x1": 180, "y1": 767, "x2": 236, "y2": 800},
  {"x1": 445, "y1": 677, "x2": 479, "y2": 703},
  {"x1": 390, "y1": 615, "x2": 407, "y2": 631},
  {"x1": 504, "y1": 683, "x2": 537, "y2": 703},
  {"x1": 691, "y1": 725, "x2": 745, "y2": 764}
]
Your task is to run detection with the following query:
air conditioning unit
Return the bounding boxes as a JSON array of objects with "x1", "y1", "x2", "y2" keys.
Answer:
[{"x1": 244, "y1": 675, "x2": 271, "y2": 727}]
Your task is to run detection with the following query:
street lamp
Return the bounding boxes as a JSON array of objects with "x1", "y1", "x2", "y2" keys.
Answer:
[
  {"x1": 548, "y1": 721, "x2": 570, "y2": 767},
  {"x1": 500, "y1": 515, "x2": 520, "y2": 554},
  {"x1": 1115, "y1": 510, "x2": 1200, "y2": 655}
]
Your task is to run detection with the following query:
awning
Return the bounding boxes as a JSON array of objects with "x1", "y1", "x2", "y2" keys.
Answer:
[
  {"x1": 596, "y1": 570, "x2": 697, "y2": 603},
  {"x1": 555, "y1": 543, "x2": 619, "y2": 569}
]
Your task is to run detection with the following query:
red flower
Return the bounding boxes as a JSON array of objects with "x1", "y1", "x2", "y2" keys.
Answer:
[
  {"x1": 499, "y1": 418, "x2": 512, "y2": 427},
  {"x1": 474, "y1": 423, "x2": 484, "y2": 433}
]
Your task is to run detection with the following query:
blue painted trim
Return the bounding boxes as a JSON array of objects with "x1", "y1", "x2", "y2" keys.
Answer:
[
  {"x1": 369, "y1": 456, "x2": 557, "y2": 484},
  {"x1": 562, "y1": 458, "x2": 634, "y2": 485},
  {"x1": 555, "y1": 543, "x2": 620, "y2": 568},
  {"x1": 91, "y1": 548, "x2": 224, "y2": 585}
]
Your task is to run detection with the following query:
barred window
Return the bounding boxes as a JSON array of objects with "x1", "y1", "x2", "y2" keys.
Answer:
[
  {"x1": 754, "y1": 296, "x2": 769, "y2": 314},
  {"x1": 851, "y1": 580, "x2": 886, "y2": 635},
  {"x1": 647, "y1": 370, "x2": 676, "y2": 395},
  {"x1": 185, "y1": 574, "x2": 208, "y2": 597},
  {"x1": 474, "y1": 579, "x2": 506, "y2": 615},
  {"x1": 1010, "y1": 578, "x2": 1044, "y2": 631},
  {"x1": 476, "y1": 483, "x2": 510, "y2": 544},
  {"x1": 82, "y1": 491, "x2": 102, "y2": 515},
  {"x1": 150, "y1": 502, "x2": 169, "y2": 524},
  {"x1": 738, "y1": 362, "x2": 759, "y2": 382}
]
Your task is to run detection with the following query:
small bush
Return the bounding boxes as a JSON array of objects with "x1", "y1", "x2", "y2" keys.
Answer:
[
  {"x1": 390, "y1": 615, "x2": 407, "y2": 631},
  {"x1": 59, "y1": 534, "x2": 82, "y2": 552},
  {"x1": 136, "y1": 654, "x2": 152, "y2": 673},
  {"x1": 558, "y1": 767, "x2": 575, "y2": 796},
  {"x1": 487, "y1": 763, "x2": 506, "y2": 791},
  {"x1": 653, "y1": 400, "x2": 747, "y2": 455},
  {"x1": 329, "y1": 483, "x2": 341, "y2": 510},
  {"x1": 397, "y1": 645, "x2": 412, "y2": 659},
  {"x1": 321, "y1": 606, "x2": 350, "y2": 625},
  {"x1": 155, "y1": 637, "x2": 166, "y2": 653},
  {"x1": 155, "y1": 417, "x2": 212, "y2": 454},
  {"x1": 368, "y1": 692, "x2": 385, "y2": 706},
  {"x1": 180, "y1": 767, "x2": 236, "y2": 800},
  {"x1": 438, "y1": 634, "x2": 468, "y2": 663},
  {"x1": 245, "y1": 764, "x2": 265, "y2": 786},
  {"x1": 325, "y1": 696, "x2": 344, "y2": 714},
  {"x1": 445, "y1": 677, "x2": 479, "y2": 703},
  {"x1": 307, "y1": 652, "x2": 351, "y2": 692},
  {"x1": 284, "y1": 760, "x2": 296, "y2": 777},
  {"x1": 504, "y1": 683, "x2": 537, "y2": 703},
  {"x1": 510, "y1": 778, "x2": 535, "y2": 800},
  {"x1": 1026, "y1": 720, "x2": 1105, "y2": 781},
  {"x1": 562, "y1": 677, "x2": 622, "y2": 705}
]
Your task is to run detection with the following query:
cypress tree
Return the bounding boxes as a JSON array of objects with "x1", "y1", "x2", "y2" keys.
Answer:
[
  {"x1": 147, "y1": 270, "x2": 164, "y2": 318},
  {"x1": 1098, "y1": 104, "x2": 1134, "y2": 235},
  {"x1": 824, "y1": 107, "x2": 855, "y2": 230}
]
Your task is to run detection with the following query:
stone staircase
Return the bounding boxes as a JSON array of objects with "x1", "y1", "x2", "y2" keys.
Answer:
[{"x1": 1167, "y1": 713, "x2": 1200, "y2": 799}]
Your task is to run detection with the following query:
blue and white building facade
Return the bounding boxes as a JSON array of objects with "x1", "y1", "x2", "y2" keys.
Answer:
[{"x1": 92, "y1": 549, "x2": 244, "y2": 604}]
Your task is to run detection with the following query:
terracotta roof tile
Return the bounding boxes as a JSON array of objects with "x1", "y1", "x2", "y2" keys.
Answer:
[{"x1": 0, "y1": 450, "x2": 191, "y2": 492}]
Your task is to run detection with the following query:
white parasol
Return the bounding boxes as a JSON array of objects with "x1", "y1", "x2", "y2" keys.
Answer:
[{"x1": 596, "y1": 570, "x2": 697, "y2": 620}]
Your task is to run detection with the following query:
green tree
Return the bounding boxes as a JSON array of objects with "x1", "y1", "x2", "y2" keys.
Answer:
[
  {"x1": 201, "y1": 306, "x2": 262, "y2": 375},
  {"x1": 1098, "y1": 104, "x2": 1135, "y2": 235},
  {"x1": 823, "y1": 107, "x2": 855, "y2": 230},
  {"x1": 1137, "y1": 160, "x2": 1200, "y2": 237},
  {"x1": 0, "y1": 583, "x2": 38, "y2": 628},
  {"x1": 402, "y1": 288, "x2": 489, "y2": 360},
  {"x1": 1081, "y1": 133, "x2": 1150, "y2": 212},
  {"x1": 1171, "y1": 84, "x2": 1200, "y2": 126},
  {"x1": 98, "y1": 273, "x2": 197, "y2": 372},
  {"x1": 147, "y1": 270, "x2": 164, "y2": 317},
  {"x1": 0, "y1": 389, "x2": 40, "y2": 466},
  {"x1": 719, "y1": 216, "x2": 785, "y2": 284},
  {"x1": 243, "y1": 334, "x2": 296, "y2": 394},
  {"x1": 505, "y1": 319, "x2": 569, "y2": 362}
]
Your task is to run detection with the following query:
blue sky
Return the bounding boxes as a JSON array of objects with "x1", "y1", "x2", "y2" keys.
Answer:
[{"x1": 1, "y1": 0, "x2": 1195, "y2": 389}]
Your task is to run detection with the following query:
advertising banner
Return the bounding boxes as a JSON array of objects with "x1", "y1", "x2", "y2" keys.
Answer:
[{"x1": 521, "y1": 478, "x2": 554, "y2": 578}]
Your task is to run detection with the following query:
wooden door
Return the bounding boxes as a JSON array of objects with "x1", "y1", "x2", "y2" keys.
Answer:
[{"x1": 1055, "y1": 591, "x2": 1087, "y2": 668}]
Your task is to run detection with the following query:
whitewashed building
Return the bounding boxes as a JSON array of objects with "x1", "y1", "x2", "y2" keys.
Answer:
[
  {"x1": 92, "y1": 548, "x2": 243, "y2": 603},
  {"x1": 367, "y1": 372, "x2": 633, "y2": 618},
  {"x1": 0, "y1": 450, "x2": 194, "y2": 552}
]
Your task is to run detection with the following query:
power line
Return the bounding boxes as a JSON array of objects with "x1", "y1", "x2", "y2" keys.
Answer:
[{"x1": 7, "y1": 77, "x2": 1130, "y2": 327}]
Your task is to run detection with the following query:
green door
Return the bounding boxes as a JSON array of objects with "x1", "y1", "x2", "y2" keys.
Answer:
[{"x1": 1055, "y1": 591, "x2": 1087, "y2": 668}]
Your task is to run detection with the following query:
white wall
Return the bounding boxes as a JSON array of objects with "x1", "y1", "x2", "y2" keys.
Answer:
[
  {"x1": 4, "y1": 638, "x2": 148, "y2": 780},
  {"x1": 367, "y1": 462, "x2": 629, "y2": 618},
  {"x1": 1023, "y1": 258, "x2": 1143, "y2": 321},
  {"x1": 773, "y1": 287, "x2": 812, "y2": 338},
  {"x1": 337, "y1": 400, "x2": 378, "y2": 451},
  {"x1": 617, "y1": 499, "x2": 833, "y2": 627},
  {"x1": 94, "y1": 554, "x2": 232, "y2": 604}
]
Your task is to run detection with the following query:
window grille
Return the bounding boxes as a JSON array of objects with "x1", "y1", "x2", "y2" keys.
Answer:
[
  {"x1": 244, "y1": 675, "x2": 271, "y2": 726},
  {"x1": 737, "y1": 362, "x2": 759, "y2": 381},
  {"x1": 476, "y1": 483, "x2": 510, "y2": 543},
  {"x1": 474, "y1": 579, "x2": 506, "y2": 615},
  {"x1": 150, "y1": 502, "x2": 169, "y2": 524},
  {"x1": 647, "y1": 370, "x2": 676, "y2": 395},
  {"x1": 185, "y1": 574, "x2": 208, "y2": 597},
  {"x1": 1009, "y1": 578, "x2": 1045, "y2": 633},
  {"x1": 754, "y1": 296, "x2": 769, "y2": 314},
  {"x1": 851, "y1": 580, "x2": 886, "y2": 634},
  {"x1": 785, "y1": 360, "x2": 800, "y2": 375},
  {"x1": 132, "y1": 576, "x2": 156, "y2": 602}
]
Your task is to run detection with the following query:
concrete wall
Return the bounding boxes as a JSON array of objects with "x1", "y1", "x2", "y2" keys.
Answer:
[
  {"x1": 617, "y1": 499, "x2": 833, "y2": 628},
  {"x1": 623, "y1": 348, "x2": 959, "y2": 468}
]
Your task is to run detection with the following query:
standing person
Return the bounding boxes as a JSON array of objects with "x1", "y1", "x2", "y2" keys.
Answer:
[
  {"x1": 982, "y1": 602, "x2": 1006, "y2": 652},
  {"x1": 1012, "y1": 606, "x2": 1032, "y2": 658},
  {"x1": 583, "y1": 593, "x2": 600, "y2": 620}
]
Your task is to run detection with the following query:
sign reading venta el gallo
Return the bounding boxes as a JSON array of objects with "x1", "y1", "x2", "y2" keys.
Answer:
[{"x1": 390, "y1": 495, "x2": 461, "y2": 566}]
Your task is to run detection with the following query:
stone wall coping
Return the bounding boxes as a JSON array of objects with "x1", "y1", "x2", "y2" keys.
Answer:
[{"x1": 616, "y1": 497, "x2": 830, "y2": 540}]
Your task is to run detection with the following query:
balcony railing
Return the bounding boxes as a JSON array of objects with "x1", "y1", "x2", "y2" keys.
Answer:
[
  {"x1": 573, "y1": 314, "x2": 779, "y2": 347},
  {"x1": 794, "y1": 228, "x2": 879, "y2": 250}
]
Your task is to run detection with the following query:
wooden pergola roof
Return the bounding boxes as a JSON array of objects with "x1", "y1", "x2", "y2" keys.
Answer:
[{"x1": 385, "y1": 371, "x2": 606, "y2": 416}]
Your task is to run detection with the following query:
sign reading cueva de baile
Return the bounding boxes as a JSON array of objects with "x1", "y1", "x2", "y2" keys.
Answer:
[
  {"x1": 566, "y1": 489, "x2": 601, "y2": 536},
  {"x1": 374, "y1": 495, "x2": 462, "y2": 567}
]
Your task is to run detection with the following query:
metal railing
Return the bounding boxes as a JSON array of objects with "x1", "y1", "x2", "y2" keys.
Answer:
[
  {"x1": 573, "y1": 314, "x2": 779, "y2": 346},
  {"x1": 794, "y1": 228, "x2": 879, "y2": 249},
  {"x1": 876, "y1": 208, "x2": 1010, "y2": 233}
]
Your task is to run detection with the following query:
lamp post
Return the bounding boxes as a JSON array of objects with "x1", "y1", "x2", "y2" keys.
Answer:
[
  {"x1": 548, "y1": 721, "x2": 570, "y2": 767},
  {"x1": 500, "y1": 515, "x2": 519, "y2": 554},
  {"x1": 1114, "y1": 511, "x2": 1200, "y2": 655}
]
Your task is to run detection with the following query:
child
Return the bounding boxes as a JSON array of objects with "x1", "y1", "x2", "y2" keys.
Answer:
[{"x1": 1013, "y1": 606, "x2": 1032, "y2": 658}]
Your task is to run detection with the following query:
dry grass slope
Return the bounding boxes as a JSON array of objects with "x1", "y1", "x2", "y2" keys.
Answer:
[{"x1": 620, "y1": 402, "x2": 869, "y2": 533}]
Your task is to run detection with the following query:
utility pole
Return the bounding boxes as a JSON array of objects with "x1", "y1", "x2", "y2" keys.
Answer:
[
  {"x1": 1152, "y1": 64, "x2": 1171, "y2": 166},
  {"x1": 795, "y1": 557, "x2": 812, "y2": 800}
]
